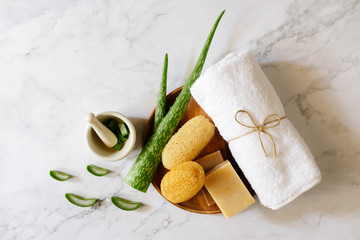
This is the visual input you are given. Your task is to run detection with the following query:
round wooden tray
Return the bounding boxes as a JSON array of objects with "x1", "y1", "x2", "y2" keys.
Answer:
[{"x1": 143, "y1": 87, "x2": 254, "y2": 214}]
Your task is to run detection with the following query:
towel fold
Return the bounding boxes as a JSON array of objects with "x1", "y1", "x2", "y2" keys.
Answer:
[{"x1": 190, "y1": 51, "x2": 321, "y2": 210}]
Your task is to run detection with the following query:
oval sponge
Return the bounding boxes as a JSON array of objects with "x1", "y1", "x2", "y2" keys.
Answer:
[
  {"x1": 161, "y1": 161, "x2": 205, "y2": 203},
  {"x1": 162, "y1": 115, "x2": 215, "y2": 170}
]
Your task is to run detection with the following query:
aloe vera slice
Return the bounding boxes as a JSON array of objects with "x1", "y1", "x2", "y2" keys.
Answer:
[
  {"x1": 86, "y1": 164, "x2": 109, "y2": 176},
  {"x1": 49, "y1": 170, "x2": 71, "y2": 181},
  {"x1": 119, "y1": 123, "x2": 129, "y2": 137},
  {"x1": 106, "y1": 119, "x2": 118, "y2": 133},
  {"x1": 117, "y1": 132, "x2": 128, "y2": 142},
  {"x1": 113, "y1": 140, "x2": 124, "y2": 151},
  {"x1": 111, "y1": 196, "x2": 141, "y2": 211},
  {"x1": 65, "y1": 193, "x2": 98, "y2": 207}
]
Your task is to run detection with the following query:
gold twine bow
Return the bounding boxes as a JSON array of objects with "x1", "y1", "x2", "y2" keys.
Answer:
[{"x1": 228, "y1": 110, "x2": 286, "y2": 158}]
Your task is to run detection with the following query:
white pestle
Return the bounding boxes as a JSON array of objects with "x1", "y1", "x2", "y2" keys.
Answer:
[{"x1": 84, "y1": 113, "x2": 118, "y2": 148}]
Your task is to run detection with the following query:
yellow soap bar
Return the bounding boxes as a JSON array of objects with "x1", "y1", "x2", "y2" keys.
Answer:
[
  {"x1": 204, "y1": 160, "x2": 255, "y2": 218},
  {"x1": 195, "y1": 150, "x2": 224, "y2": 172}
]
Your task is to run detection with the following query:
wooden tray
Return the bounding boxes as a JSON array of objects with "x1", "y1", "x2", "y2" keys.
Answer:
[{"x1": 143, "y1": 87, "x2": 254, "y2": 214}]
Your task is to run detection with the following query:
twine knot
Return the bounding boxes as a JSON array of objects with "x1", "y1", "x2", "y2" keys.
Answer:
[{"x1": 228, "y1": 110, "x2": 286, "y2": 158}]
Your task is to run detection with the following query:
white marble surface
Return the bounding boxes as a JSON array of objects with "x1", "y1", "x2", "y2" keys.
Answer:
[{"x1": 1, "y1": 0, "x2": 359, "y2": 239}]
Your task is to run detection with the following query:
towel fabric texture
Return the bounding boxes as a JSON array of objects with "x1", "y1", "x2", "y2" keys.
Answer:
[{"x1": 190, "y1": 51, "x2": 321, "y2": 210}]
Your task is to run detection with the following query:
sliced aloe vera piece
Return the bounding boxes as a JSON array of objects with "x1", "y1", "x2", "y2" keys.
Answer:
[
  {"x1": 65, "y1": 193, "x2": 98, "y2": 207},
  {"x1": 106, "y1": 119, "x2": 118, "y2": 133},
  {"x1": 119, "y1": 123, "x2": 129, "y2": 137},
  {"x1": 113, "y1": 140, "x2": 124, "y2": 151},
  {"x1": 117, "y1": 132, "x2": 128, "y2": 142},
  {"x1": 111, "y1": 196, "x2": 141, "y2": 211},
  {"x1": 49, "y1": 170, "x2": 71, "y2": 181},
  {"x1": 86, "y1": 164, "x2": 110, "y2": 176}
]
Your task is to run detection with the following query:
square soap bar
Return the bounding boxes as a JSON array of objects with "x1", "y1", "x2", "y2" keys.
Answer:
[
  {"x1": 195, "y1": 150, "x2": 224, "y2": 172},
  {"x1": 204, "y1": 160, "x2": 255, "y2": 218}
]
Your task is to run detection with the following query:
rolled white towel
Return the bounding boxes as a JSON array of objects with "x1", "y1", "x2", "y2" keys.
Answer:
[{"x1": 190, "y1": 51, "x2": 321, "y2": 210}]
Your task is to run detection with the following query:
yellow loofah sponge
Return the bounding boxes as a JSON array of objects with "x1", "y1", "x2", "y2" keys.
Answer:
[
  {"x1": 161, "y1": 161, "x2": 205, "y2": 203},
  {"x1": 162, "y1": 115, "x2": 215, "y2": 170}
]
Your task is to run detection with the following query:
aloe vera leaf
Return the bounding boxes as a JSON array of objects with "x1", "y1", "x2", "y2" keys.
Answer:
[
  {"x1": 154, "y1": 53, "x2": 168, "y2": 130},
  {"x1": 124, "y1": 11, "x2": 225, "y2": 192}
]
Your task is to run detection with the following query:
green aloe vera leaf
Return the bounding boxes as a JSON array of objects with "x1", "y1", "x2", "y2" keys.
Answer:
[
  {"x1": 154, "y1": 53, "x2": 168, "y2": 130},
  {"x1": 124, "y1": 10, "x2": 225, "y2": 192}
]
